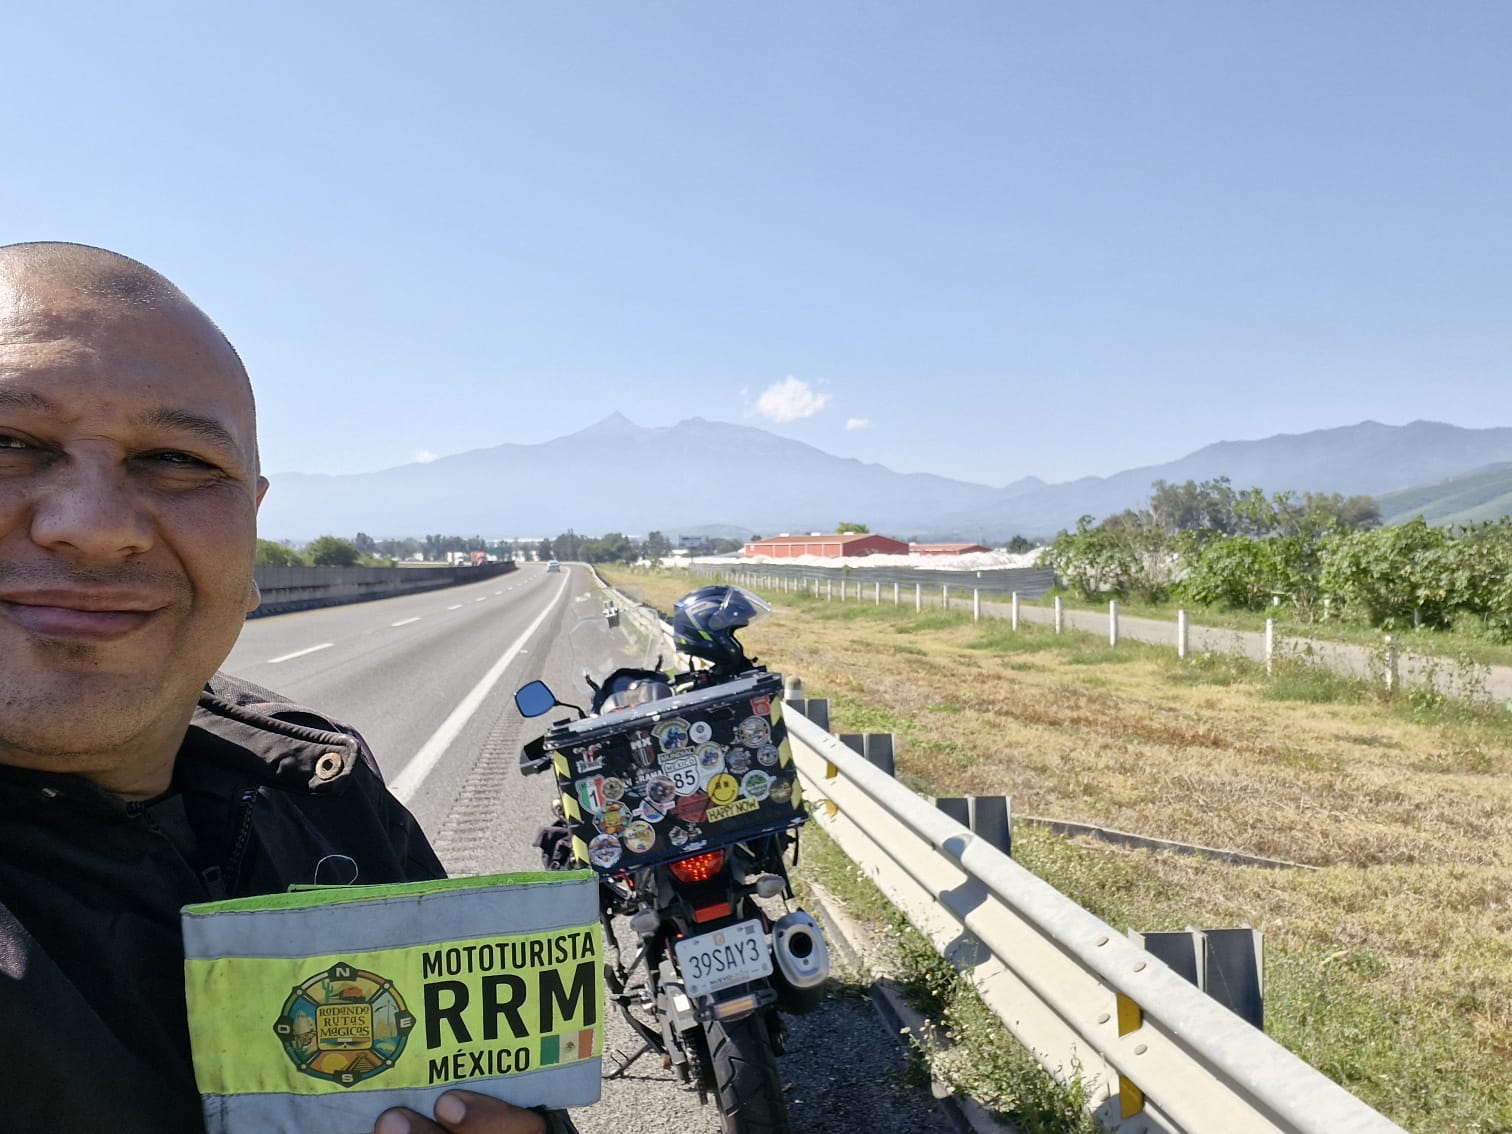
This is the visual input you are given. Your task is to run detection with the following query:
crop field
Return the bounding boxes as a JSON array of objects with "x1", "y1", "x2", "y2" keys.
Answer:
[{"x1": 601, "y1": 567, "x2": 1512, "y2": 1133}]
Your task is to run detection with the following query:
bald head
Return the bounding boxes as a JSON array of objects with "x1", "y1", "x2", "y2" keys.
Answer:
[
  {"x1": 0, "y1": 243, "x2": 270, "y2": 795},
  {"x1": 0, "y1": 242, "x2": 258, "y2": 469},
  {"x1": 0, "y1": 242, "x2": 191, "y2": 307}
]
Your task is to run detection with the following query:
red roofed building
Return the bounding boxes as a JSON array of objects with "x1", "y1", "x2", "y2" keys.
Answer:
[
  {"x1": 909, "y1": 542, "x2": 991, "y2": 556},
  {"x1": 744, "y1": 533, "x2": 908, "y2": 558}
]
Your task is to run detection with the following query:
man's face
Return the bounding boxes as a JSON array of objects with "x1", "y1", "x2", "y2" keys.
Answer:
[{"x1": 0, "y1": 272, "x2": 267, "y2": 785}]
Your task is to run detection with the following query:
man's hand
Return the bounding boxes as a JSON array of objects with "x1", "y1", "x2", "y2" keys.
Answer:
[{"x1": 373, "y1": 1090, "x2": 547, "y2": 1134}]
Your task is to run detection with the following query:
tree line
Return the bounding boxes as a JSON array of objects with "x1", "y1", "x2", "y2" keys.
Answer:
[
  {"x1": 536, "y1": 530, "x2": 744, "y2": 563},
  {"x1": 255, "y1": 532, "x2": 519, "y2": 568},
  {"x1": 1040, "y1": 477, "x2": 1512, "y2": 640},
  {"x1": 255, "y1": 529, "x2": 747, "y2": 569}
]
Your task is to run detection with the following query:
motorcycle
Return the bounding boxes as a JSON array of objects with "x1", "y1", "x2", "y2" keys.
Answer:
[{"x1": 514, "y1": 585, "x2": 829, "y2": 1134}]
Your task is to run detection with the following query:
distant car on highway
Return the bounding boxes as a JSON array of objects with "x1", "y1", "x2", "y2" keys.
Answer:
[{"x1": 547, "y1": 560, "x2": 561, "y2": 572}]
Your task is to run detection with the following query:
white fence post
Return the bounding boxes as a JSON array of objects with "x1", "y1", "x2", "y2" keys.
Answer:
[
  {"x1": 874, "y1": 581, "x2": 880, "y2": 605},
  {"x1": 1384, "y1": 635, "x2": 1398, "y2": 696},
  {"x1": 840, "y1": 578, "x2": 846, "y2": 603},
  {"x1": 1109, "y1": 599, "x2": 1119, "y2": 647},
  {"x1": 893, "y1": 582, "x2": 900, "y2": 606},
  {"x1": 1011, "y1": 591, "x2": 1020, "y2": 631},
  {"x1": 827, "y1": 579, "x2": 833, "y2": 601},
  {"x1": 1054, "y1": 595, "x2": 1064, "y2": 634},
  {"x1": 1265, "y1": 618, "x2": 1275, "y2": 676},
  {"x1": 915, "y1": 583, "x2": 922, "y2": 613},
  {"x1": 974, "y1": 588, "x2": 981, "y2": 623},
  {"x1": 1178, "y1": 609, "x2": 1189, "y2": 659},
  {"x1": 942, "y1": 584, "x2": 949, "y2": 610}
]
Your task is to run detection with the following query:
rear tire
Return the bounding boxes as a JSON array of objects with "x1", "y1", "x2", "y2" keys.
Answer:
[{"x1": 704, "y1": 1012, "x2": 791, "y2": 1134}]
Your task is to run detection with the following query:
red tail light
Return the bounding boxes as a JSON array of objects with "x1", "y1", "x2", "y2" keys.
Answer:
[{"x1": 669, "y1": 849, "x2": 725, "y2": 884}]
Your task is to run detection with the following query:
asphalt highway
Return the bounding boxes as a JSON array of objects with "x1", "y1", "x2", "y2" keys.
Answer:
[{"x1": 223, "y1": 564, "x2": 961, "y2": 1134}]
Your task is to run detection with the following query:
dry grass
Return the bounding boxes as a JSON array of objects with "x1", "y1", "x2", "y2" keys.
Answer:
[{"x1": 604, "y1": 569, "x2": 1512, "y2": 1131}]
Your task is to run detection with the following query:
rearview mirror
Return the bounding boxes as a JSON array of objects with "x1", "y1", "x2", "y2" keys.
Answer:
[{"x1": 515, "y1": 681, "x2": 557, "y2": 718}]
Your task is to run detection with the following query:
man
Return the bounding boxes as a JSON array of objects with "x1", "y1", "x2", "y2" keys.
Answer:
[{"x1": 0, "y1": 242, "x2": 561, "y2": 1134}]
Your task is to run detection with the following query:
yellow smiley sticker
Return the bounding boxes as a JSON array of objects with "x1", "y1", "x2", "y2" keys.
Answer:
[{"x1": 705, "y1": 773, "x2": 740, "y2": 807}]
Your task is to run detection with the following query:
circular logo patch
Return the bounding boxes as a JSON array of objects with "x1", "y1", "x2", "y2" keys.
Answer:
[
  {"x1": 589, "y1": 833, "x2": 623, "y2": 868},
  {"x1": 741, "y1": 770, "x2": 772, "y2": 801},
  {"x1": 274, "y1": 962, "x2": 414, "y2": 1087},
  {"x1": 706, "y1": 773, "x2": 740, "y2": 807}
]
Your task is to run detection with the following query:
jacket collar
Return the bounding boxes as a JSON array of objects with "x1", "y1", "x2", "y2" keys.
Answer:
[
  {"x1": 0, "y1": 672, "x2": 363, "y2": 809},
  {"x1": 188, "y1": 672, "x2": 362, "y2": 792}
]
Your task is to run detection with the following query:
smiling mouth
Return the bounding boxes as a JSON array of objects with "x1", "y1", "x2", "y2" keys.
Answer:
[{"x1": 0, "y1": 599, "x2": 161, "y2": 641}]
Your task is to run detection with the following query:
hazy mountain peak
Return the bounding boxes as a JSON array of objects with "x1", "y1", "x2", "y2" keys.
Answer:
[
  {"x1": 574, "y1": 411, "x2": 645, "y2": 437},
  {"x1": 257, "y1": 416, "x2": 1512, "y2": 542}
]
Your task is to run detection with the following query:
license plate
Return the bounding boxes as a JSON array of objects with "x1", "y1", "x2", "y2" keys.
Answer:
[{"x1": 673, "y1": 919, "x2": 772, "y2": 999}]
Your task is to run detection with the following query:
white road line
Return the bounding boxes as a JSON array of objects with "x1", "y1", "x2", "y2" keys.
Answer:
[
  {"x1": 268, "y1": 643, "x2": 334, "y2": 664},
  {"x1": 474, "y1": 597, "x2": 487, "y2": 603},
  {"x1": 391, "y1": 617, "x2": 421, "y2": 627},
  {"x1": 388, "y1": 573, "x2": 570, "y2": 803},
  {"x1": 447, "y1": 604, "x2": 463, "y2": 611}
]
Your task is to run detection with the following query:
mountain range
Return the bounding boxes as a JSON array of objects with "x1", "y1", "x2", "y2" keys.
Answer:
[{"x1": 255, "y1": 415, "x2": 1512, "y2": 542}]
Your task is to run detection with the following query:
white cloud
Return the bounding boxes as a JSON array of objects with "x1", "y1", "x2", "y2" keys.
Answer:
[
  {"x1": 753, "y1": 376, "x2": 831, "y2": 423},
  {"x1": 411, "y1": 450, "x2": 439, "y2": 464},
  {"x1": 845, "y1": 418, "x2": 871, "y2": 431}
]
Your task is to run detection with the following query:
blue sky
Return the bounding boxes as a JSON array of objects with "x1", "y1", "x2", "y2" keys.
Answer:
[{"x1": 4, "y1": 2, "x2": 1509, "y2": 488}]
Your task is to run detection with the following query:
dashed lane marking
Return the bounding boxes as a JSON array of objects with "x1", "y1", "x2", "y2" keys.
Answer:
[
  {"x1": 387, "y1": 572, "x2": 570, "y2": 803},
  {"x1": 268, "y1": 643, "x2": 334, "y2": 664}
]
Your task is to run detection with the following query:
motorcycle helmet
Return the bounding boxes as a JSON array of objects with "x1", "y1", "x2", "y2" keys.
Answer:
[{"x1": 673, "y1": 585, "x2": 771, "y2": 671}]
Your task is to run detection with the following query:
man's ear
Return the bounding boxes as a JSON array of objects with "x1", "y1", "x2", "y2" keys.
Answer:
[{"x1": 249, "y1": 476, "x2": 270, "y2": 613}]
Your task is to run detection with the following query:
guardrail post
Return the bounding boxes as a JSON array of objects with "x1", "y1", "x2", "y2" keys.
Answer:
[
  {"x1": 1204, "y1": 927, "x2": 1265, "y2": 1029},
  {"x1": 934, "y1": 797, "x2": 970, "y2": 827},
  {"x1": 1130, "y1": 927, "x2": 1264, "y2": 1030},
  {"x1": 1265, "y1": 618, "x2": 1275, "y2": 675},
  {"x1": 933, "y1": 794, "x2": 1011, "y2": 856},
  {"x1": 838, "y1": 733, "x2": 896, "y2": 776},
  {"x1": 915, "y1": 582, "x2": 922, "y2": 613},
  {"x1": 970, "y1": 795, "x2": 1011, "y2": 856},
  {"x1": 1011, "y1": 591, "x2": 1020, "y2": 630},
  {"x1": 865, "y1": 733, "x2": 894, "y2": 776},
  {"x1": 788, "y1": 697, "x2": 830, "y2": 731},
  {"x1": 1109, "y1": 599, "x2": 1119, "y2": 646},
  {"x1": 1178, "y1": 608, "x2": 1189, "y2": 659},
  {"x1": 1053, "y1": 595, "x2": 1064, "y2": 634},
  {"x1": 973, "y1": 588, "x2": 981, "y2": 623}
]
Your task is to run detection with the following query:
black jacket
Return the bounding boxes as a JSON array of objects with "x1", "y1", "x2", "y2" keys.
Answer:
[{"x1": 0, "y1": 674, "x2": 448, "y2": 1132}]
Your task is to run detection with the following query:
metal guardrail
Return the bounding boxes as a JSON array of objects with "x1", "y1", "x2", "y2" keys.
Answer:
[
  {"x1": 783, "y1": 711, "x2": 1406, "y2": 1134},
  {"x1": 591, "y1": 574, "x2": 1406, "y2": 1132}
]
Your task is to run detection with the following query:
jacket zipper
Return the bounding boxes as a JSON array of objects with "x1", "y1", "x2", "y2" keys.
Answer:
[
  {"x1": 223, "y1": 788, "x2": 259, "y2": 895},
  {"x1": 125, "y1": 798, "x2": 227, "y2": 900}
]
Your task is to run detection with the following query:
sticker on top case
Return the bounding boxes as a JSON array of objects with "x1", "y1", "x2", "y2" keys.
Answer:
[
  {"x1": 652, "y1": 719, "x2": 691, "y2": 752},
  {"x1": 735, "y1": 716, "x2": 770, "y2": 748}
]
